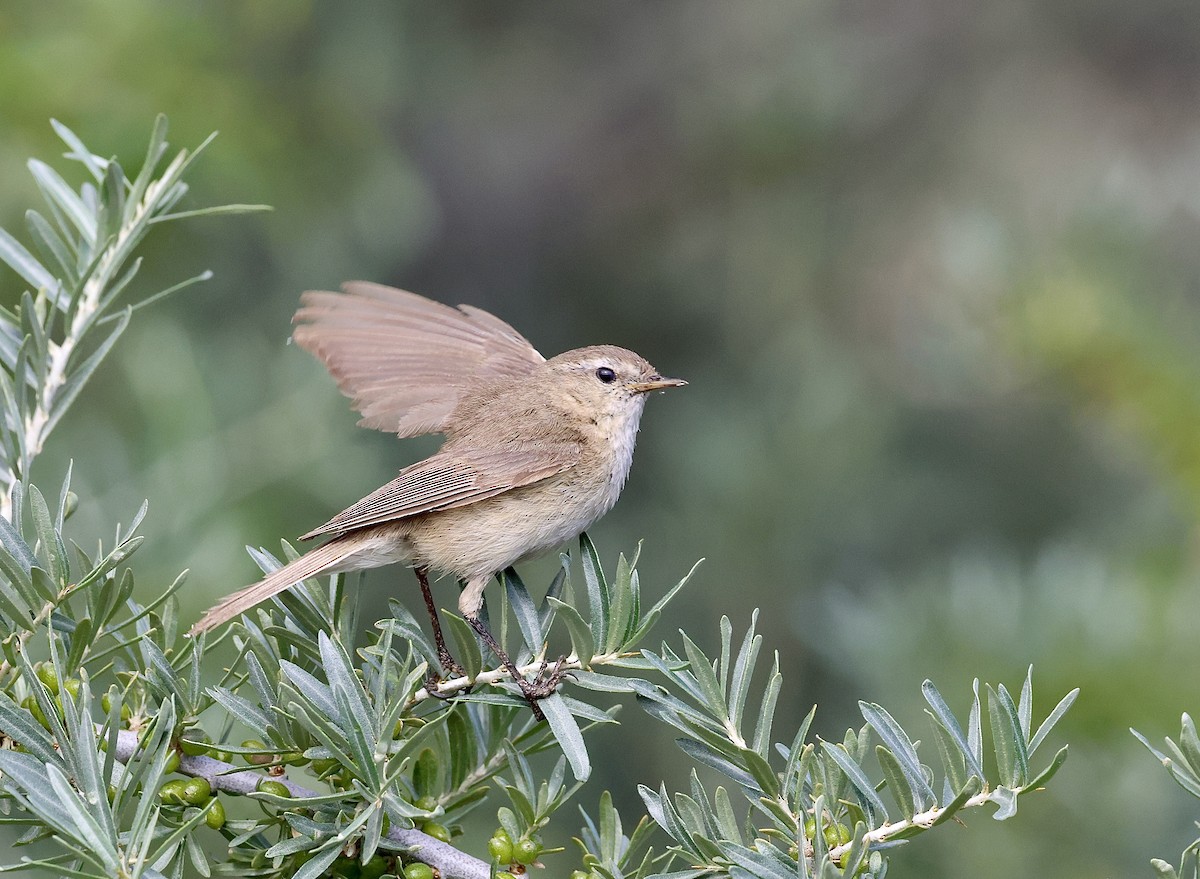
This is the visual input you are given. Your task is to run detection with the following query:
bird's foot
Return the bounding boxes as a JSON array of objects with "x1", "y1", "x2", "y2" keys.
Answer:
[
  {"x1": 424, "y1": 652, "x2": 470, "y2": 702},
  {"x1": 513, "y1": 656, "x2": 572, "y2": 719}
]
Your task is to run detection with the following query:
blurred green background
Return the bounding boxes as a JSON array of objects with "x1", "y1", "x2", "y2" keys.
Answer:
[{"x1": 4, "y1": 1, "x2": 1200, "y2": 875}]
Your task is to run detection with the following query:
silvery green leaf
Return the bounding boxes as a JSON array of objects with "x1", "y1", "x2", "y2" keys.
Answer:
[
  {"x1": 930, "y1": 775, "x2": 981, "y2": 826},
  {"x1": 1025, "y1": 745, "x2": 1069, "y2": 791},
  {"x1": 502, "y1": 568, "x2": 543, "y2": 654},
  {"x1": 1028, "y1": 687, "x2": 1078, "y2": 757},
  {"x1": 627, "y1": 559, "x2": 702, "y2": 649},
  {"x1": 442, "y1": 611, "x2": 483, "y2": 680},
  {"x1": 603, "y1": 551, "x2": 635, "y2": 654},
  {"x1": 547, "y1": 597, "x2": 594, "y2": 667},
  {"x1": 539, "y1": 692, "x2": 589, "y2": 781},
  {"x1": 876, "y1": 745, "x2": 916, "y2": 820},
  {"x1": 819, "y1": 739, "x2": 887, "y2": 822},
  {"x1": 727, "y1": 612, "x2": 760, "y2": 738},
  {"x1": 0, "y1": 690, "x2": 57, "y2": 762},
  {"x1": 679, "y1": 633, "x2": 725, "y2": 717},
  {"x1": 579, "y1": 532, "x2": 609, "y2": 647},
  {"x1": 208, "y1": 687, "x2": 271, "y2": 738},
  {"x1": 860, "y1": 702, "x2": 935, "y2": 806},
  {"x1": 675, "y1": 737, "x2": 758, "y2": 792},
  {"x1": 0, "y1": 227, "x2": 56, "y2": 293},
  {"x1": 28, "y1": 485, "x2": 66, "y2": 586},
  {"x1": 25, "y1": 210, "x2": 77, "y2": 283},
  {"x1": 988, "y1": 785, "x2": 1018, "y2": 820},
  {"x1": 721, "y1": 842, "x2": 797, "y2": 879},
  {"x1": 52, "y1": 119, "x2": 108, "y2": 183},
  {"x1": 926, "y1": 709, "x2": 968, "y2": 795},
  {"x1": 921, "y1": 679, "x2": 985, "y2": 779},
  {"x1": 28, "y1": 159, "x2": 95, "y2": 243},
  {"x1": 291, "y1": 845, "x2": 341, "y2": 879},
  {"x1": 988, "y1": 684, "x2": 1028, "y2": 788}
]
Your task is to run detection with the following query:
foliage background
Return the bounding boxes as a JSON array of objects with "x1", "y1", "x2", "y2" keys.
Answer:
[{"x1": 2, "y1": 2, "x2": 1199, "y2": 876}]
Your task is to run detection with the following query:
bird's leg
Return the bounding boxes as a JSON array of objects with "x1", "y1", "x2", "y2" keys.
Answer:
[
  {"x1": 414, "y1": 566, "x2": 465, "y2": 698},
  {"x1": 465, "y1": 614, "x2": 568, "y2": 722}
]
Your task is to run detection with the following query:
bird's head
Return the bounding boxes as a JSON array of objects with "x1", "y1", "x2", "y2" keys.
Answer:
[{"x1": 543, "y1": 345, "x2": 686, "y2": 425}]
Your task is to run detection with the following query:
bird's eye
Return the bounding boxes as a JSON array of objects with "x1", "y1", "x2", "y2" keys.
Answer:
[{"x1": 596, "y1": 366, "x2": 616, "y2": 384}]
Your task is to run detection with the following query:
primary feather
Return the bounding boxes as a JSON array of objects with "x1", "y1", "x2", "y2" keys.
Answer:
[{"x1": 292, "y1": 282, "x2": 545, "y2": 437}]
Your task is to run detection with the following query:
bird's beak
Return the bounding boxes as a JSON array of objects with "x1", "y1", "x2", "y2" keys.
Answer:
[{"x1": 630, "y1": 375, "x2": 688, "y2": 394}]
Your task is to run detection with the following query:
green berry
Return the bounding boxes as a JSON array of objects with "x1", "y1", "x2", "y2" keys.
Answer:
[
  {"x1": 403, "y1": 864, "x2": 434, "y2": 879},
  {"x1": 514, "y1": 834, "x2": 543, "y2": 864},
  {"x1": 415, "y1": 794, "x2": 438, "y2": 811},
  {"x1": 163, "y1": 750, "x2": 180, "y2": 774},
  {"x1": 488, "y1": 834, "x2": 514, "y2": 863},
  {"x1": 257, "y1": 779, "x2": 290, "y2": 797},
  {"x1": 360, "y1": 855, "x2": 389, "y2": 879},
  {"x1": 571, "y1": 872, "x2": 591, "y2": 879},
  {"x1": 311, "y1": 757, "x2": 339, "y2": 776},
  {"x1": 22, "y1": 696, "x2": 50, "y2": 730},
  {"x1": 180, "y1": 732, "x2": 211, "y2": 756},
  {"x1": 421, "y1": 821, "x2": 451, "y2": 843},
  {"x1": 61, "y1": 678, "x2": 81, "y2": 699},
  {"x1": 34, "y1": 663, "x2": 59, "y2": 695},
  {"x1": 182, "y1": 777, "x2": 212, "y2": 804},
  {"x1": 282, "y1": 751, "x2": 307, "y2": 766},
  {"x1": 205, "y1": 798, "x2": 226, "y2": 829},
  {"x1": 242, "y1": 739, "x2": 272, "y2": 765},
  {"x1": 159, "y1": 779, "x2": 188, "y2": 805},
  {"x1": 803, "y1": 817, "x2": 816, "y2": 839},
  {"x1": 823, "y1": 821, "x2": 851, "y2": 848}
]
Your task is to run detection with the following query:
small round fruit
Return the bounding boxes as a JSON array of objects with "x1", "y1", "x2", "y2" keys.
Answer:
[
  {"x1": 35, "y1": 663, "x2": 59, "y2": 695},
  {"x1": 487, "y1": 834, "x2": 514, "y2": 863},
  {"x1": 514, "y1": 835, "x2": 543, "y2": 864},
  {"x1": 803, "y1": 817, "x2": 816, "y2": 839},
  {"x1": 180, "y1": 733, "x2": 211, "y2": 756},
  {"x1": 61, "y1": 678, "x2": 81, "y2": 699},
  {"x1": 205, "y1": 798, "x2": 226, "y2": 829},
  {"x1": 415, "y1": 795, "x2": 438, "y2": 811},
  {"x1": 311, "y1": 757, "x2": 339, "y2": 776},
  {"x1": 181, "y1": 777, "x2": 212, "y2": 804},
  {"x1": 403, "y1": 863, "x2": 434, "y2": 879},
  {"x1": 360, "y1": 855, "x2": 389, "y2": 879},
  {"x1": 242, "y1": 740, "x2": 272, "y2": 765},
  {"x1": 159, "y1": 780, "x2": 188, "y2": 804},
  {"x1": 163, "y1": 751, "x2": 180, "y2": 774},
  {"x1": 421, "y1": 821, "x2": 451, "y2": 843},
  {"x1": 257, "y1": 780, "x2": 290, "y2": 797}
]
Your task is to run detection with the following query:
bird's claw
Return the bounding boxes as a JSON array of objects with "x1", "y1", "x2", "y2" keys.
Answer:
[{"x1": 513, "y1": 656, "x2": 572, "y2": 720}]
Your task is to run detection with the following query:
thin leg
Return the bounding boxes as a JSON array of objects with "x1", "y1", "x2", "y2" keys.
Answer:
[
  {"x1": 417, "y1": 569, "x2": 463, "y2": 686},
  {"x1": 466, "y1": 614, "x2": 567, "y2": 723}
]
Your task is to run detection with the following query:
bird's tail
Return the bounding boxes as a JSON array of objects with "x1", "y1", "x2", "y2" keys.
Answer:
[{"x1": 189, "y1": 540, "x2": 360, "y2": 636}]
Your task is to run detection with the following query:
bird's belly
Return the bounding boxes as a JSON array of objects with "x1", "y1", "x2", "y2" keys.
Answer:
[{"x1": 404, "y1": 471, "x2": 621, "y2": 580}]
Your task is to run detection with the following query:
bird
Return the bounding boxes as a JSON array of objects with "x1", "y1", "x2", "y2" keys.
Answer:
[{"x1": 190, "y1": 282, "x2": 684, "y2": 717}]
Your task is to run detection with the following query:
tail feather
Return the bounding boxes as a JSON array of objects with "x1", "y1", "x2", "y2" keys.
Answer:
[{"x1": 189, "y1": 540, "x2": 358, "y2": 635}]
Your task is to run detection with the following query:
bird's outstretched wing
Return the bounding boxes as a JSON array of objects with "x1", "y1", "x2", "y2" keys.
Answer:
[
  {"x1": 299, "y1": 443, "x2": 580, "y2": 540},
  {"x1": 293, "y1": 282, "x2": 545, "y2": 437}
]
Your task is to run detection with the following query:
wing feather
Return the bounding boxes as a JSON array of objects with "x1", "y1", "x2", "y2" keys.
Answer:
[
  {"x1": 300, "y1": 443, "x2": 580, "y2": 540},
  {"x1": 292, "y1": 282, "x2": 544, "y2": 437}
]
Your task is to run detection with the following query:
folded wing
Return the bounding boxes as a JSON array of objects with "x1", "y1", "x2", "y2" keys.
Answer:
[
  {"x1": 293, "y1": 282, "x2": 545, "y2": 437},
  {"x1": 300, "y1": 443, "x2": 580, "y2": 540}
]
